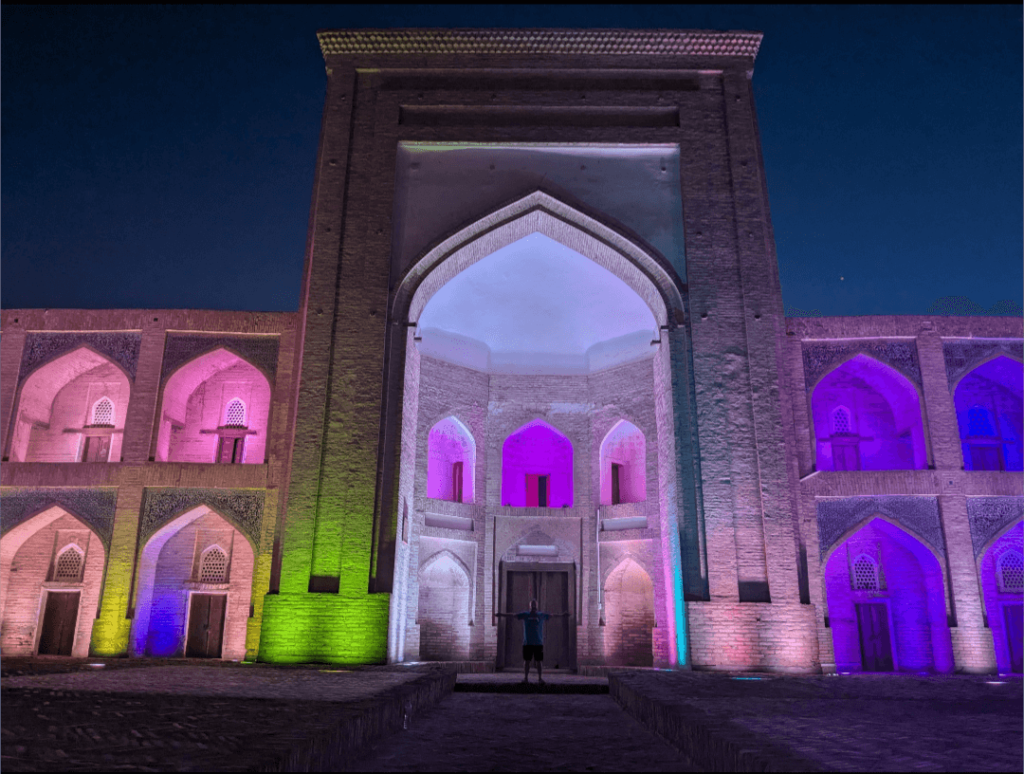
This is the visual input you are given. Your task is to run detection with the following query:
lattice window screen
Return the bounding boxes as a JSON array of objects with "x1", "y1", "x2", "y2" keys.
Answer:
[
  {"x1": 852, "y1": 554, "x2": 879, "y2": 590},
  {"x1": 998, "y1": 550, "x2": 1023, "y2": 592},
  {"x1": 224, "y1": 399, "x2": 246, "y2": 427},
  {"x1": 199, "y1": 547, "x2": 228, "y2": 583},
  {"x1": 831, "y1": 406, "x2": 851, "y2": 435},
  {"x1": 92, "y1": 398, "x2": 114, "y2": 426},
  {"x1": 54, "y1": 546, "x2": 84, "y2": 582},
  {"x1": 968, "y1": 405, "x2": 995, "y2": 437}
]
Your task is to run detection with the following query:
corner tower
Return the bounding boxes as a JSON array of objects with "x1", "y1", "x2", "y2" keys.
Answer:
[{"x1": 261, "y1": 29, "x2": 814, "y2": 670}]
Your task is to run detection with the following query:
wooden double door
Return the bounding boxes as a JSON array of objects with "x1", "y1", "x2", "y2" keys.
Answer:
[
  {"x1": 38, "y1": 591, "x2": 80, "y2": 656},
  {"x1": 186, "y1": 593, "x2": 226, "y2": 658},
  {"x1": 856, "y1": 602, "x2": 894, "y2": 672},
  {"x1": 499, "y1": 563, "x2": 575, "y2": 670}
]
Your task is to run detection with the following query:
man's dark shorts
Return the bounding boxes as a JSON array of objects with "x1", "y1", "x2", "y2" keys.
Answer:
[{"x1": 523, "y1": 644, "x2": 544, "y2": 662}]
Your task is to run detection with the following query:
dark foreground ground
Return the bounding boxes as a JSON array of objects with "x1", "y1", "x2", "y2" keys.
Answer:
[{"x1": 1, "y1": 659, "x2": 1020, "y2": 772}]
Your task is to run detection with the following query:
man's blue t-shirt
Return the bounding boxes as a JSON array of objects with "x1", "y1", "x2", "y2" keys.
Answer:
[{"x1": 515, "y1": 611, "x2": 551, "y2": 646}]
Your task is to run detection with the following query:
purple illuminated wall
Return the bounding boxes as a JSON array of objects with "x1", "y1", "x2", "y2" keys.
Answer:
[
  {"x1": 155, "y1": 349, "x2": 271, "y2": 464},
  {"x1": 812, "y1": 354, "x2": 927, "y2": 471},
  {"x1": 979, "y1": 522, "x2": 1024, "y2": 673},
  {"x1": 824, "y1": 518, "x2": 953, "y2": 672},
  {"x1": 426, "y1": 417, "x2": 475, "y2": 502},
  {"x1": 501, "y1": 420, "x2": 573, "y2": 508},
  {"x1": 954, "y1": 356, "x2": 1023, "y2": 472},
  {"x1": 599, "y1": 420, "x2": 646, "y2": 505}
]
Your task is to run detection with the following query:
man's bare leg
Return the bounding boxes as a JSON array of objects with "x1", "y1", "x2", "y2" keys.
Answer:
[
  {"x1": 523, "y1": 658, "x2": 530, "y2": 684},
  {"x1": 536, "y1": 659, "x2": 544, "y2": 684}
]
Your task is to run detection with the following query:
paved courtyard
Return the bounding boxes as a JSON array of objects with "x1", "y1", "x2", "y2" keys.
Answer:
[{"x1": 1, "y1": 660, "x2": 1021, "y2": 771}]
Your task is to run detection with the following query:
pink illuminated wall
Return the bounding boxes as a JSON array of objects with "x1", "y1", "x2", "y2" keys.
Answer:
[
  {"x1": 979, "y1": 522, "x2": 1023, "y2": 673},
  {"x1": 156, "y1": 349, "x2": 271, "y2": 464},
  {"x1": 811, "y1": 354, "x2": 927, "y2": 471},
  {"x1": 599, "y1": 420, "x2": 646, "y2": 505},
  {"x1": 501, "y1": 420, "x2": 573, "y2": 508},
  {"x1": 954, "y1": 357, "x2": 1023, "y2": 472},
  {"x1": 10, "y1": 347, "x2": 130, "y2": 463},
  {"x1": 824, "y1": 518, "x2": 952, "y2": 673},
  {"x1": 426, "y1": 417, "x2": 475, "y2": 503},
  {"x1": 603, "y1": 558, "x2": 655, "y2": 666}
]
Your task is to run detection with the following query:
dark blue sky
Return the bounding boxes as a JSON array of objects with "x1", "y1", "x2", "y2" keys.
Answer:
[{"x1": 3, "y1": 6, "x2": 1021, "y2": 316}]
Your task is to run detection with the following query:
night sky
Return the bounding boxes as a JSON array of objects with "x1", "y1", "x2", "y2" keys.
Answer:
[{"x1": 2, "y1": 5, "x2": 1021, "y2": 317}]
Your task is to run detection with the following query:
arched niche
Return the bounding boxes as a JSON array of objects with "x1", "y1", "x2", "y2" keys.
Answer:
[
  {"x1": 600, "y1": 420, "x2": 647, "y2": 505},
  {"x1": 501, "y1": 420, "x2": 573, "y2": 508},
  {"x1": 426, "y1": 417, "x2": 475, "y2": 503},
  {"x1": 417, "y1": 550, "x2": 472, "y2": 661},
  {"x1": 156, "y1": 348, "x2": 271, "y2": 464},
  {"x1": 978, "y1": 521, "x2": 1023, "y2": 673},
  {"x1": 811, "y1": 354, "x2": 927, "y2": 471},
  {"x1": 9, "y1": 347, "x2": 130, "y2": 463},
  {"x1": 822, "y1": 517, "x2": 952, "y2": 673},
  {"x1": 130, "y1": 505, "x2": 254, "y2": 660},
  {"x1": 0, "y1": 506, "x2": 106, "y2": 657},
  {"x1": 954, "y1": 356, "x2": 1023, "y2": 471},
  {"x1": 603, "y1": 556, "x2": 655, "y2": 666}
]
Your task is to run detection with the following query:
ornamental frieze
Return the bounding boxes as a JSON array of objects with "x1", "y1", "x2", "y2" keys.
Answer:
[
  {"x1": 161, "y1": 334, "x2": 280, "y2": 383},
  {"x1": 18, "y1": 332, "x2": 142, "y2": 386},
  {"x1": 140, "y1": 488, "x2": 265, "y2": 548},
  {"x1": 816, "y1": 496, "x2": 944, "y2": 560},
  {"x1": 967, "y1": 497, "x2": 1023, "y2": 557},
  {"x1": 942, "y1": 339, "x2": 1023, "y2": 392},
  {"x1": 801, "y1": 340, "x2": 922, "y2": 391},
  {"x1": 0, "y1": 488, "x2": 118, "y2": 548}
]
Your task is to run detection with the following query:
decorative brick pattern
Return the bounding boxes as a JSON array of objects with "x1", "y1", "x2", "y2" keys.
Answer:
[
  {"x1": 802, "y1": 340, "x2": 923, "y2": 390},
  {"x1": 943, "y1": 339, "x2": 1024, "y2": 391},
  {"x1": 161, "y1": 334, "x2": 279, "y2": 383},
  {"x1": 967, "y1": 497, "x2": 1024, "y2": 557},
  {"x1": 140, "y1": 488, "x2": 264, "y2": 548},
  {"x1": 18, "y1": 332, "x2": 141, "y2": 384},
  {"x1": 0, "y1": 488, "x2": 118, "y2": 547},
  {"x1": 318, "y1": 29, "x2": 762, "y2": 59},
  {"x1": 816, "y1": 496, "x2": 944, "y2": 560}
]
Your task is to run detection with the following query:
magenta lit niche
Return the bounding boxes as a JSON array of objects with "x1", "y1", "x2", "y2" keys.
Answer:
[
  {"x1": 600, "y1": 420, "x2": 646, "y2": 505},
  {"x1": 501, "y1": 420, "x2": 573, "y2": 508},
  {"x1": 978, "y1": 522, "x2": 1023, "y2": 674},
  {"x1": 954, "y1": 356, "x2": 1023, "y2": 472},
  {"x1": 824, "y1": 518, "x2": 953, "y2": 673},
  {"x1": 155, "y1": 348, "x2": 271, "y2": 464},
  {"x1": 812, "y1": 354, "x2": 927, "y2": 471},
  {"x1": 9, "y1": 347, "x2": 131, "y2": 463},
  {"x1": 426, "y1": 417, "x2": 475, "y2": 503}
]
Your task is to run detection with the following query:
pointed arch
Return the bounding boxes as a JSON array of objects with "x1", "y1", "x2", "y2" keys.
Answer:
[
  {"x1": 810, "y1": 352, "x2": 928, "y2": 471},
  {"x1": 426, "y1": 416, "x2": 476, "y2": 503},
  {"x1": 155, "y1": 347, "x2": 271, "y2": 464},
  {"x1": 8, "y1": 346, "x2": 131, "y2": 463},
  {"x1": 602, "y1": 556, "x2": 656, "y2": 666},
  {"x1": 953, "y1": 355, "x2": 1023, "y2": 472},
  {"x1": 417, "y1": 549, "x2": 473, "y2": 661},
  {"x1": 502, "y1": 419, "x2": 574, "y2": 508},
  {"x1": 978, "y1": 520, "x2": 1023, "y2": 673},
  {"x1": 395, "y1": 191, "x2": 685, "y2": 331},
  {"x1": 600, "y1": 419, "x2": 647, "y2": 505}
]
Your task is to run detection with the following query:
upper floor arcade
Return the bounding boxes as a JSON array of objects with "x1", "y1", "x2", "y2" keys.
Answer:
[{"x1": 0, "y1": 309, "x2": 300, "y2": 488}]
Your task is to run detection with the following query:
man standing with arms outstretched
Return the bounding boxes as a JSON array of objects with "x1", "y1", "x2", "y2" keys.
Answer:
[{"x1": 497, "y1": 599, "x2": 569, "y2": 684}]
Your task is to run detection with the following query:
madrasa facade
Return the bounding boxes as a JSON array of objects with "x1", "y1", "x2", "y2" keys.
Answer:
[{"x1": 2, "y1": 29, "x2": 1021, "y2": 675}]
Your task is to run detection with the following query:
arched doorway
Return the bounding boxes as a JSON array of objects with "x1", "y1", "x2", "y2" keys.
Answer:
[
  {"x1": 131, "y1": 505, "x2": 255, "y2": 659},
  {"x1": 0, "y1": 506, "x2": 106, "y2": 657},
  {"x1": 417, "y1": 551, "x2": 472, "y2": 661},
  {"x1": 603, "y1": 557, "x2": 656, "y2": 666},
  {"x1": 954, "y1": 356, "x2": 1023, "y2": 471},
  {"x1": 979, "y1": 521, "x2": 1024, "y2": 673},
  {"x1": 9, "y1": 347, "x2": 131, "y2": 463},
  {"x1": 427, "y1": 417, "x2": 476, "y2": 503},
  {"x1": 388, "y1": 192, "x2": 688, "y2": 668},
  {"x1": 823, "y1": 517, "x2": 952, "y2": 673},
  {"x1": 600, "y1": 420, "x2": 647, "y2": 506}
]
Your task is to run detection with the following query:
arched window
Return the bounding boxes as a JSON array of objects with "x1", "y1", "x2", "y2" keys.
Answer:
[
  {"x1": 91, "y1": 397, "x2": 114, "y2": 427},
  {"x1": 831, "y1": 406, "x2": 852, "y2": 435},
  {"x1": 851, "y1": 554, "x2": 880, "y2": 591},
  {"x1": 198, "y1": 546, "x2": 228, "y2": 583},
  {"x1": 997, "y1": 550, "x2": 1024, "y2": 593},
  {"x1": 967, "y1": 405, "x2": 995, "y2": 437},
  {"x1": 53, "y1": 545, "x2": 85, "y2": 583},
  {"x1": 224, "y1": 399, "x2": 247, "y2": 428}
]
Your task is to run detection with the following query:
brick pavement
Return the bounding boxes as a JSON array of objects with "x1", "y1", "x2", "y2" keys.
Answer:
[
  {"x1": 610, "y1": 670, "x2": 1024, "y2": 772},
  {"x1": 352, "y1": 674, "x2": 697, "y2": 772}
]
